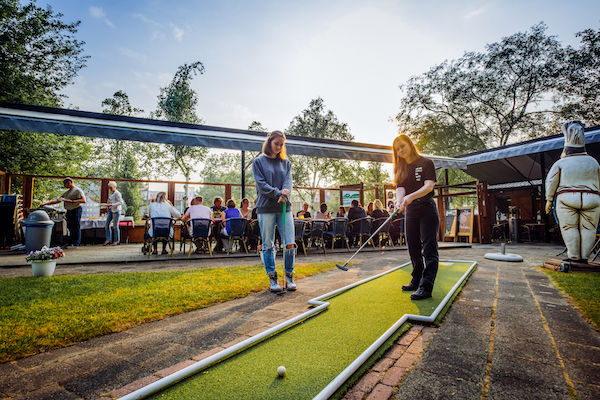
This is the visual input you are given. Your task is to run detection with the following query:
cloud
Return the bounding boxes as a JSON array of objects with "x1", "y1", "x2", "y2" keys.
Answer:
[
  {"x1": 133, "y1": 13, "x2": 161, "y2": 27},
  {"x1": 117, "y1": 47, "x2": 148, "y2": 63},
  {"x1": 170, "y1": 23, "x2": 184, "y2": 42},
  {"x1": 89, "y1": 6, "x2": 115, "y2": 28},
  {"x1": 463, "y1": 6, "x2": 487, "y2": 19}
]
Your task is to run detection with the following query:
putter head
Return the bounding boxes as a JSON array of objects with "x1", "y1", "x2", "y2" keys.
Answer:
[{"x1": 336, "y1": 263, "x2": 348, "y2": 271}]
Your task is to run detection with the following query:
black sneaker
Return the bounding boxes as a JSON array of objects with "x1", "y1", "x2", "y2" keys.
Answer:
[
  {"x1": 402, "y1": 282, "x2": 419, "y2": 291},
  {"x1": 411, "y1": 287, "x2": 432, "y2": 300}
]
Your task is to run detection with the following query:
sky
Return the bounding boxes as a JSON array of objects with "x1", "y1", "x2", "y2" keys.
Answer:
[{"x1": 43, "y1": 0, "x2": 600, "y2": 147}]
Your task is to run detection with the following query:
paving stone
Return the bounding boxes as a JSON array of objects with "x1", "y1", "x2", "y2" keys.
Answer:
[
  {"x1": 417, "y1": 347, "x2": 486, "y2": 384},
  {"x1": 394, "y1": 352, "x2": 420, "y2": 369},
  {"x1": 343, "y1": 388, "x2": 366, "y2": 400},
  {"x1": 22, "y1": 385, "x2": 81, "y2": 400},
  {"x1": 372, "y1": 357, "x2": 395, "y2": 373},
  {"x1": 556, "y1": 341, "x2": 600, "y2": 365},
  {"x1": 562, "y1": 358, "x2": 600, "y2": 386},
  {"x1": 489, "y1": 353, "x2": 570, "y2": 395},
  {"x1": 109, "y1": 374, "x2": 159, "y2": 398},
  {"x1": 61, "y1": 359, "x2": 141, "y2": 399},
  {"x1": 354, "y1": 371, "x2": 382, "y2": 393},
  {"x1": 488, "y1": 379, "x2": 570, "y2": 400},
  {"x1": 381, "y1": 366, "x2": 407, "y2": 386},
  {"x1": 394, "y1": 368, "x2": 482, "y2": 400},
  {"x1": 573, "y1": 381, "x2": 600, "y2": 400},
  {"x1": 14, "y1": 345, "x2": 87, "y2": 369},
  {"x1": 493, "y1": 335, "x2": 556, "y2": 364},
  {"x1": 366, "y1": 383, "x2": 393, "y2": 400}
]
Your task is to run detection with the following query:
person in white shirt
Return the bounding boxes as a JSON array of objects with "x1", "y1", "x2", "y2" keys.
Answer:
[
  {"x1": 148, "y1": 191, "x2": 181, "y2": 254},
  {"x1": 104, "y1": 181, "x2": 124, "y2": 246},
  {"x1": 181, "y1": 196, "x2": 212, "y2": 235}
]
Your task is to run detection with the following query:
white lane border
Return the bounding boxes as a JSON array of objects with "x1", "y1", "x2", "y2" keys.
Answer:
[{"x1": 119, "y1": 259, "x2": 477, "y2": 400}]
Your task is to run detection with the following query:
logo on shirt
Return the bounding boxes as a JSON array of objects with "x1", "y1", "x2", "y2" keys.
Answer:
[{"x1": 415, "y1": 166, "x2": 423, "y2": 182}]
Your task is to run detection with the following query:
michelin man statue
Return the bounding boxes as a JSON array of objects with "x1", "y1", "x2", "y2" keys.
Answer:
[{"x1": 545, "y1": 120, "x2": 600, "y2": 264}]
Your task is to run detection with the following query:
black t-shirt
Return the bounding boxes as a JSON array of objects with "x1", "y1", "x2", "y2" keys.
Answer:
[
  {"x1": 399, "y1": 156, "x2": 436, "y2": 199},
  {"x1": 296, "y1": 210, "x2": 312, "y2": 218}
]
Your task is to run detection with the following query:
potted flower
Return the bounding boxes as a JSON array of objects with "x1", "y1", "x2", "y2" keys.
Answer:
[{"x1": 25, "y1": 246, "x2": 64, "y2": 277}]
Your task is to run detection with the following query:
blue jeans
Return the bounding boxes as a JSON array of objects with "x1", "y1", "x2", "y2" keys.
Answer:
[
  {"x1": 258, "y1": 211, "x2": 295, "y2": 274},
  {"x1": 66, "y1": 207, "x2": 82, "y2": 246},
  {"x1": 105, "y1": 210, "x2": 121, "y2": 243}
]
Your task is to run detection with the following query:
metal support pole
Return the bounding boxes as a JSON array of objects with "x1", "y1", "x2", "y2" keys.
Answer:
[{"x1": 241, "y1": 150, "x2": 246, "y2": 199}]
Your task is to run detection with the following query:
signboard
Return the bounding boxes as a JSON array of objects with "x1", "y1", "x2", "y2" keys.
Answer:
[
  {"x1": 444, "y1": 210, "x2": 457, "y2": 239},
  {"x1": 342, "y1": 191, "x2": 360, "y2": 207},
  {"x1": 457, "y1": 207, "x2": 474, "y2": 243}
]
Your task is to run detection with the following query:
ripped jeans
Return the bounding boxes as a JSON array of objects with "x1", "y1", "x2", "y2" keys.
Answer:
[{"x1": 258, "y1": 211, "x2": 295, "y2": 275}]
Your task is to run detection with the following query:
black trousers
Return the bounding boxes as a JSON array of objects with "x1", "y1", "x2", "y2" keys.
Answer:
[
  {"x1": 65, "y1": 207, "x2": 82, "y2": 246},
  {"x1": 405, "y1": 198, "x2": 439, "y2": 291}
]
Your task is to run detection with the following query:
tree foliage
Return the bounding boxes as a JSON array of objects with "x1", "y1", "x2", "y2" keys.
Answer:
[
  {"x1": 286, "y1": 98, "x2": 354, "y2": 188},
  {"x1": 397, "y1": 23, "x2": 564, "y2": 152},
  {"x1": 0, "y1": 0, "x2": 92, "y2": 202},
  {"x1": 154, "y1": 61, "x2": 208, "y2": 204},
  {"x1": 557, "y1": 27, "x2": 600, "y2": 125},
  {"x1": 0, "y1": 0, "x2": 88, "y2": 106}
]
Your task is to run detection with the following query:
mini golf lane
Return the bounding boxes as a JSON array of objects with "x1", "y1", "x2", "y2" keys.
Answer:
[{"x1": 123, "y1": 260, "x2": 476, "y2": 400}]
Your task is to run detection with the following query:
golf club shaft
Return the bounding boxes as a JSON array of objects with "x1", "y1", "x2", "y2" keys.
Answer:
[
  {"x1": 282, "y1": 201, "x2": 287, "y2": 290},
  {"x1": 343, "y1": 209, "x2": 398, "y2": 267}
]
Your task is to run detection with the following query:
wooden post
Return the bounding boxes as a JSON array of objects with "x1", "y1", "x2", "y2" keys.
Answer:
[
  {"x1": 167, "y1": 182, "x2": 176, "y2": 205},
  {"x1": 374, "y1": 186, "x2": 380, "y2": 201},
  {"x1": 100, "y1": 179, "x2": 109, "y2": 215},
  {"x1": 225, "y1": 184, "x2": 232, "y2": 202},
  {"x1": 437, "y1": 187, "x2": 445, "y2": 240},
  {"x1": 477, "y1": 181, "x2": 492, "y2": 244},
  {"x1": 23, "y1": 175, "x2": 33, "y2": 210},
  {"x1": 319, "y1": 189, "x2": 325, "y2": 205}
]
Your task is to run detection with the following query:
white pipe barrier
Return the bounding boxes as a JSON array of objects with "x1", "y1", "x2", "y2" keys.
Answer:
[{"x1": 119, "y1": 259, "x2": 477, "y2": 400}]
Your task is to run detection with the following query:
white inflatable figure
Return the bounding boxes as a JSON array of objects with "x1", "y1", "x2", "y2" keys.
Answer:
[{"x1": 545, "y1": 120, "x2": 600, "y2": 263}]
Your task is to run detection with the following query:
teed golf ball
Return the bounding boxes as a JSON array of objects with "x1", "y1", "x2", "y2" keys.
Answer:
[{"x1": 277, "y1": 366, "x2": 286, "y2": 377}]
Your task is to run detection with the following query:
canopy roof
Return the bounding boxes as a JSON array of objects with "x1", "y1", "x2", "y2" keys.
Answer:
[
  {"x1": 0, "y1": 102, "x2": 465, "y2": 170},
  {"x1": 460, "y1": 126, "x2": 600, "y2": 185}
]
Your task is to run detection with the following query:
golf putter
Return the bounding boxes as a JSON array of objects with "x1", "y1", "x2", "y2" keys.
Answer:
[
  {"x1": 281, "y1": 201, "x2": 287, "y2": 292},
  {"x1": 336, "y1": 209, "x2": 398, "y2": 271}
]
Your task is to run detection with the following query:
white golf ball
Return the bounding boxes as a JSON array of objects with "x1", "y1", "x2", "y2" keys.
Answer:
[{"x1": 277, "y1": 366, "x2": 286, "y2": 377}]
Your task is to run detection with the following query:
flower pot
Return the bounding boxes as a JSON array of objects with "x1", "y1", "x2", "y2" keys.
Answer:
[{"x1": 30, "y1": 260, "x2": 56, "y2": 277}]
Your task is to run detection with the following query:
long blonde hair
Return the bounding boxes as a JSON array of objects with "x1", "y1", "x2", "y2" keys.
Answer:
[
  {"x1": 393, "y1": 135, "x2": 419, "y2": 186},
  {"x1": 262, "y1": 130, "x2": 287, "y2": 160}
]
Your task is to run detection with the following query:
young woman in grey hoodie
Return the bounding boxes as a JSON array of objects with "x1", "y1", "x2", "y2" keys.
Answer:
[{"x1": 252, "y1": 130, "x2": 296, "y2": 292}]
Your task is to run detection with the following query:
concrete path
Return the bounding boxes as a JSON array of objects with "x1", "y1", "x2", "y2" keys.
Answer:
[{"x1": 1, "y1": 244, "x2": 598, "y2": 400}]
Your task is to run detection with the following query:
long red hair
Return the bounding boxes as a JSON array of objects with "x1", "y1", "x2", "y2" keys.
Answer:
[{"x1": 392, "y1": 135, "x2": 419, "y2": 186}]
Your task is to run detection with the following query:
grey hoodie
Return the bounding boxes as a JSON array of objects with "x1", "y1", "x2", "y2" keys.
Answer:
[{"x1": 252, "y1": 154, "x2": 292, "y2": 214}]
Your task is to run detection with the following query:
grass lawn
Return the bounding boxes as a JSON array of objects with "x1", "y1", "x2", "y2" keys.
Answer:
[
  {"x1": 0, "y1": 262, "x2": 337, "y2": 362},
  {"x1": 541, "y1": 268, "x2": 600, "y2": 330}
]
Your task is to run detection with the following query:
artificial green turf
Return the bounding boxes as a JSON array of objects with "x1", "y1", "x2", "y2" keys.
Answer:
[{"x1": 151, "y1": 261, "x2": 473, "y2": 400}]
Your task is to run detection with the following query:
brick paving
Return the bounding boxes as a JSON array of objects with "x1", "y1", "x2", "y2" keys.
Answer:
[{"x1": 1, "y1": 244, "x2": 599, "y2": 400}]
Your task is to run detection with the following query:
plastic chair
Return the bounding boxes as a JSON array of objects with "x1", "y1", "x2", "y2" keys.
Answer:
[
  {"x1": 308, "y1": 219, "x2": 328, "y2": 254},
  {"x1": 348, "y1": 217, "x2": 374, "y2": 248},
  {"x1": 222, "y1": 217, "x2": 248, "y2": 255},
  {"x1": 294, "y1": 219, "x2": 309, "y2": 255},
  {"x1": 188, "y1": 218, "x2": 213, "y2": 257},
  {"x1": 147, "y1": 217, "x2": 175, "y2": 258},
  {"x1": 371, "y1": 217, "x2": 391, "y2": 247},
  {"x1": 247, "y1": 219, "x2": 261, "y2": 254},
  {"x1": 325, "y1": 217, "x2": 350, "y2": 251}
]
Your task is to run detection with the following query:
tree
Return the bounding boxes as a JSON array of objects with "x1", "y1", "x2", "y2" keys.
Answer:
[
  {"x1": 0, "y1": 0, "x2": 88, "y2": 106},
  {"x1": 396, "y1": 23, "x2": 564, "y2": 151},
  {"x1": 154, "y1": 62, "x2": 208, "y2": 205},
  {"x1": 286, "y1": 98, "x2": 354, "y2": 203},
  {"x1": 0, "y1": 0, "x2": 92, "y2": 202},
  {"x1": 89, "y1": 90, "x2": 161, "y2": 219},
  {"x1": 557, "y1": 27, "x2": 600, "y2": 125}
]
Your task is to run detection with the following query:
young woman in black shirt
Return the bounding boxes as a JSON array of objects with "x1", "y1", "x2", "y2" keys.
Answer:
[{"x1": 393, "y1": 134, "x2": 439, "y2": 300}]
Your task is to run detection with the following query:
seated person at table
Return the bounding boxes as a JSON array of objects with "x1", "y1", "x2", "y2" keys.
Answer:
[
  {"x1": 148, "y1": 192, "x2": 181, "y2": 254},
  {"x1": 221, "y1": 199, "x2": 241, "y2": 251},
  {"x1": 367, "y1": 202, "x2": 374, "y2": 216},
  {"x1": 371, "y1": 199, "x2": 390, "y2": 246},
  {"x1": 347, "y1": 199, "x2": 367, "y2": 247},
  {"x1": 315, "y1": 203, "x2": 331, "y2": 220},
  {"x1": 181, "y1": 196, "x2": 212, "y2": 235},
  {"x1": 251, "y1": 199, "x2": 258, "y2": 220},
  {"x1": 387, "y1": 200, "x2": 395, "y2": 215},
  {"x1": 336, "y1": 206, "x2": 346, "y2": 218},
  {"x1": 296, "y1": 202, "x2": 312, "y2": 219},
  {"x1": 211, "y1": 197, "x2": 226, "y2": 220},
  {"x1": 239, "y1": 198, "x2": 252, "y2": 219}
]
